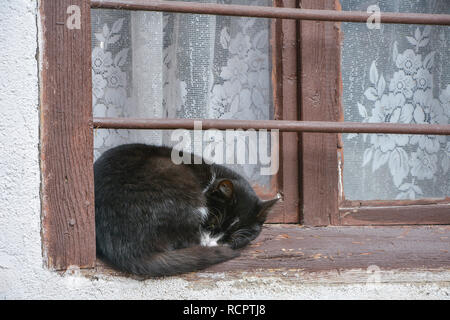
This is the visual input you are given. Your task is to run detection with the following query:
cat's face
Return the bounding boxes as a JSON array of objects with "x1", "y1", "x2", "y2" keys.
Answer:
[{"x1": 205, "y1": 178, "x2": 278, "y2": 249}]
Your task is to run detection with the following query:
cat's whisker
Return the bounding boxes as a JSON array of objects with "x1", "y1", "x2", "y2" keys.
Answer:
[{"x1": 210, "y1": 206, "x2": 225, "y2": 226}]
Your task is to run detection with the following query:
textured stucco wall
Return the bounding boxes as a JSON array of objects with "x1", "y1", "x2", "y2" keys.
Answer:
[{"x1": 0, "y1": 0, "x2": 450, "y2": 300}]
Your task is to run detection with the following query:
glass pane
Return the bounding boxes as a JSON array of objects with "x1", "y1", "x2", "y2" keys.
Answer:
[
  {"x1": 91, "y1": 0, "x2": 274, "y2": 191},
  {"x1": 341, "y1": 0, "x2": 450, "y2": 200}
]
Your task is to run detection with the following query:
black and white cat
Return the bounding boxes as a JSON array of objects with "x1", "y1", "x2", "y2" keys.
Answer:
[{"x1": 94, "y1": 143, "x2": 278, "y2": 277}]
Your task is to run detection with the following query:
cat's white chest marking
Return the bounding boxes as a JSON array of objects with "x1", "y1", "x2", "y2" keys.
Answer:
[
  {"x1": 197, "y1": 206, "x2": 223, "y2": 246},
  {"x1": 200, "y1": 231, "x2": 223, "y2": 247}
]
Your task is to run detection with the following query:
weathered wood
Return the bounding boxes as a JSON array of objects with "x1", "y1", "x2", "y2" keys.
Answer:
[
  {"x1": 339, "y1": 198, "x2": 450, "y2": 225},
  {"x1": 341, "y1": 198, "x2": 450, "y2": 207},
  {"x1": 299, "y1": 0, "x2": 341, "y2": 226},
  {"x1": 206, "y1": 225, "x2": 450, "y2": 274},
  {"x1": 40, "y1": 0, "x2": 95, "y2": 269},
  {"x1": 94, "y1": 225, "x2": 450, "y2": 276},
  {"x1": 339, "y1": 204, "x2": 450, "y2": 225},
  {"x1": 184, "y1": 267, "x2": 450, "y2": 284},
  {"x1": 265, "y1": 0, "x2": 299, "y2": 223},
  {"x1": 279, "y1": 0, "x2": 300, "y2": 223},
  {"x1": 207, "y1": 224, "x2": 450, "y2": 272},
  {"x1": 265, "y1": 1, "x2": 284, "y2": 223}
]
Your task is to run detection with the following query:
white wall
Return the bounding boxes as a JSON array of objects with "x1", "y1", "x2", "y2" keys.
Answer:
[
  {"x1": 0, "y1": 0, "x2": 42, "y2": 298},
  {"x1": 0, "y1": 0, "x2": 450, "y2": 300}
]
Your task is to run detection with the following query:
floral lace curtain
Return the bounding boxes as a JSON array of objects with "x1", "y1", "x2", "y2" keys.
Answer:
[
  {"x1": 342, "y1": 0, "x2": 450, "y2": 200},
  {"x1": 91, "y1": 0, "x2": 273, "y2": 189}
]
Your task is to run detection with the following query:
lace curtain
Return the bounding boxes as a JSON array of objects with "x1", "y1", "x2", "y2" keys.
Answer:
[
  {"x1": 342, "y1": 0, "x2": 450, "y2": 200},
  {"x1": 91, "y1": 0, "x2": 273, "y2": 189},
  {"x1": 92, "y1": 0, "x2": 449, "y2": 201}
]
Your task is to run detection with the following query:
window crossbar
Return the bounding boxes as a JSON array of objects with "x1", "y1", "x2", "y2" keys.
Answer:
[
  {"x1": 90, "y1": 1, "x2": 450, "y2": 135},
  {"x1": 93, "y1": 118, "x2": 450, "y2": 135},
  {"x1": 90, "y1": 0, "x2": 450, "y2": 26}
]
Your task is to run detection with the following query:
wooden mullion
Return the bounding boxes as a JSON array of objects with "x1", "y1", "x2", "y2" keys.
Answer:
[
  {"x1": 266, "y1": 0, "x2": 284, "y2": 223},
  {"x1": 299, "y1": 0, "x2": 341, "y2": 226},
  {"x1": 40, "y1": 0, "x2": 95, "y2": 269},
  {"x1": 267, "y1": 0, "x2": 300, "y2": 223},
  {"x1": 280, "y1": 0, "x2": 300, "y2": 223}
]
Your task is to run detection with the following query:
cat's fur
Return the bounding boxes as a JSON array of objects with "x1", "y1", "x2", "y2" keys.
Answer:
[{"x1": 94, "y1": 143, "x2": 278, "y2": 277}]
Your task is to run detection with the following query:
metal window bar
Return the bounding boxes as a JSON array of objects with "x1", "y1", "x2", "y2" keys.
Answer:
[
  {"x1": 90, "y1": 0, "x2": 450, "y2": 135},
  {"x1": 91, "y1": 0, "x2": 450, "y2": 25},
  {"x1": 93, "y1": 118, "x2": 450, "y2": 135}
]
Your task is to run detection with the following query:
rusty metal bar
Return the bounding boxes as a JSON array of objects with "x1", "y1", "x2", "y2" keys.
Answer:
[
  {"x1": 90, "y1": 0, "x2": 450, "y2": 25},
  {"x1": 93, "y1": 118, "x2": 450, "y2": 135}
]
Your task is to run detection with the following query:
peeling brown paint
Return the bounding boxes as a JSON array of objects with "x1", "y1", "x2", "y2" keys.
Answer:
[
  {"x1": 87, "y1": 225, "x2": 450, "y2": 278},
  {"x1": 40, "y1": 0, "x2": 95, "y2": 270}
]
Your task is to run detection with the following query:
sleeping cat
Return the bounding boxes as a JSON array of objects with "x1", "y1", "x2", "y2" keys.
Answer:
[{"x1": 94, "y1": 143, "x2": 278, "y2": 277}]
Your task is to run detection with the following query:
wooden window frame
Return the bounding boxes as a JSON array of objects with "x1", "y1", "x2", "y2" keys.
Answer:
[
  {"x1": 39, "y1": 0, "x2": 450, "y2": 270},
  {"x1": 40, "y1": 0, "x2": 95, "y2": 270}
]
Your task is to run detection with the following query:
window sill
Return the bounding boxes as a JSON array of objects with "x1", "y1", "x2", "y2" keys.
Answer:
[{"x1": 91, "y1": 224, "x2": 450, "y2": 281}]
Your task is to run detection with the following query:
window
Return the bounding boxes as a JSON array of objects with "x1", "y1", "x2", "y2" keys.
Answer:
[
  {"x1": 39, "y1": 0, "x2": 450, "y2": 271},
  {"x1": 338, "y1": 0, "x2": 450, "y2": 225},
  {"x1": 299, "y1": 0, "x2": 450, "y2": 226},
  {"x1": 90, "y1": 1, "x2": 299, "y2": 224}
]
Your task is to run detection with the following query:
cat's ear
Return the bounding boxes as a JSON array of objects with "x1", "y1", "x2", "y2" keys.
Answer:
[
  {"x1": 215, "y1": 179, "x2": 234, "y2": 199},
  {"x1": 257, "y1": 198, "x2": 279, "y2": 222}
]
